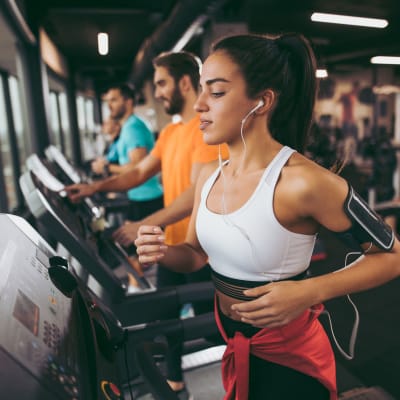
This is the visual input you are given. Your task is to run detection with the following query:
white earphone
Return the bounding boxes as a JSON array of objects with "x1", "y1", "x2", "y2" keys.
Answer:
[
  {"x1": 241, "y1": 99, "x2": 264, "y2": 125},
  {"x1": 252, "y1": 99, "x2": 264, "y2": 113}
]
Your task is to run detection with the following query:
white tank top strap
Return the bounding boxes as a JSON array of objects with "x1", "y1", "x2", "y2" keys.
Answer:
[
  {"x1": 264, "y1": 146, "x2": 296, "y2": 187},
  {"x1": 200, "y1": 160, "x2": 228, "y2": 200}
]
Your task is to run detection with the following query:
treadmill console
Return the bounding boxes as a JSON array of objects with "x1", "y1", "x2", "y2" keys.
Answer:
[
  {"x1": 45, "y1": 145, "x2": 83, "y2": 184},
  {"x1": 0, "y1": 214, "x2": 123, "y2": 399}
]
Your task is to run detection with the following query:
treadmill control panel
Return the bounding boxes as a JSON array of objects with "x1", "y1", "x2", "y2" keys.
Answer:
[{"x1": 0, "y1": 214, "x2": 122, "y2": 399}]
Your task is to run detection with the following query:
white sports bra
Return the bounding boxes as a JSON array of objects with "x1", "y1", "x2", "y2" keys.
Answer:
[{"x1": 196, "y1": 146, "x2": 316, "y2": 281}]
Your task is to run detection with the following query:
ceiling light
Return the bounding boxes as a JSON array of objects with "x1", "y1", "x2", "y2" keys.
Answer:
[
  {"x1": 311, "y1": 12, "x2": 388, "y2": 28},
  {"x1": 97, "y1": 32, "x2": 109, "y2": 56},
  {"x1": 370, "y1": 56, "x2": 400, "y2": 65},
  {"x1": 316, "y1": 69, "x2": 328, "y2": 78}
]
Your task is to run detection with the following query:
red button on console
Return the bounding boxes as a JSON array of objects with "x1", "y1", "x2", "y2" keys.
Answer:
[{"x1": 109, "y1": 382, "x2": 121, "y2": 397}]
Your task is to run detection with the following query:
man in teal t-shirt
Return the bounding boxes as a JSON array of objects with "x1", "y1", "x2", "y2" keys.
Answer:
[{"x1": 102, "y1": 84, "x2": 163, "y2": 220}]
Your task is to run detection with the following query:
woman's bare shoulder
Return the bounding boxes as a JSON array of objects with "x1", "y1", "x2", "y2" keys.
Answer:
[
  {"x1": 281, "y1": 153, "x2": 349, "y2": 213},
  {"x1": 286, "y1": 153, "x2": 346, "y2": 188},
  {"x1": 197, "y1": 159, "x2": 221, "y2": 187}
]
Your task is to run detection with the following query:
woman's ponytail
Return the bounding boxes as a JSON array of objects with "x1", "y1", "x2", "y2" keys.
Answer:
[{"x1": 270, "y1": 34, "x2": 317, "y2": 153}]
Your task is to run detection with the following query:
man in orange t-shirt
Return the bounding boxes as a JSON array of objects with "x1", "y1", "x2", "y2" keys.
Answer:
[{"x1": 66, "y1": 51, "x2": 227, "y2": 398}]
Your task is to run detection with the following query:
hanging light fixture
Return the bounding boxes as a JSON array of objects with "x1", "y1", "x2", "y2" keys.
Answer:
[{"x1": 371, "y1": 56, "x2": 400, "y2": 65}]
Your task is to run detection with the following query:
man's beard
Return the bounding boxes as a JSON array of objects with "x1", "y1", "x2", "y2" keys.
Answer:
[
  {"x1": 165, "y1": 85, "x2": 184, "y2": 115},
  {"x1": 112, "y1": 105, "x2": 126, "y2": 120}
]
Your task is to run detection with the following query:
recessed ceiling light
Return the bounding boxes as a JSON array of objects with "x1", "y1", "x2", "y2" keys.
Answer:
[
  {"x1": 97, "y1": 32, "x2": 109, "y2": 56},
  {"x1": 316, "y1": 69, "x2": 328, "y2": 78}
]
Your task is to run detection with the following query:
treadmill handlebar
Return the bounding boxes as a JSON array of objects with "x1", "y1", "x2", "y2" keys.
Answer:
[
  {"x1": 176, "y1": 280, "x2": 215, "y2": 303},
  {"x1": 126, "y1": 312, "x2": 218, "y2": 342},
  {"x1": 116, "y1": 281, "x2": 215, "y2": 326},
  {"x1": 124, "y1": 280, "x2": 215, "y2": 311}
]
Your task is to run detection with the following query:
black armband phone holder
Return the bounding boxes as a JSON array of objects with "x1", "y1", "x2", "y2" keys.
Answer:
[{"x1": 336, "y1": 184, "x2": 394, "y2": 251}]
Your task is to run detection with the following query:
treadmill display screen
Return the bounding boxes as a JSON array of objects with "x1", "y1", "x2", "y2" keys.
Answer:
[{"x1": 13, "y1": 290, "x2": 40, "y2": 336}]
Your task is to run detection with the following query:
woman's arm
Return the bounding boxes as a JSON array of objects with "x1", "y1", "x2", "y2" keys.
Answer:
[
  {"x1": 135, "y1": 163, "x2": 216, "y2": 272},
  {"x1": 232, "y1": 160, "x2": 400, "y2": 327},
  {"x1": 112, "y1": 161, "x2": 213, "y2": 246}
]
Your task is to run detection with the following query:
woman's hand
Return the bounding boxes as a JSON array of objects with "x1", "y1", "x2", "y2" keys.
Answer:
[
  {"x1": 231, "y1": 280, "x2": 316, "y2": 328},
  {"x1": 135, "y1": 225, "x2": 168, "y2": 267}
]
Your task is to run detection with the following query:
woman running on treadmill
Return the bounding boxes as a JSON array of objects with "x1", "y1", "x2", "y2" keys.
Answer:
[{"x1": 134, "y1": 33, "x2": 400, "y2": 400}]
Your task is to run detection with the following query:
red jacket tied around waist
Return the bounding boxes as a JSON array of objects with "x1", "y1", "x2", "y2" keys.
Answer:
[{"x1": 215, "y1": 301, "x2": 337, "y2": 400}]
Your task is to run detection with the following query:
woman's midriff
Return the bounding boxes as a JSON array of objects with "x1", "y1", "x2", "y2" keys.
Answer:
[{"x1": 216, "y1": 289, "x2": 251, "y2": 321}]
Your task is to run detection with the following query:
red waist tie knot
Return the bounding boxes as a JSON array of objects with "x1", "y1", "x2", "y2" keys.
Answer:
[{"x1": 216, "y1": 299, "x2": 337, "y2": 400}]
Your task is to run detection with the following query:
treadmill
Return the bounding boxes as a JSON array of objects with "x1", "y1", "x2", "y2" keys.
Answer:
[
  {"x1": 23, "y1": 155, "x2": 145, "y2": 287},
  {"x1": 0, "y1": 213, "x2": 223, "y2": 399},
  {"x1": 21, "y1": 154, "x2": 220, "y2": 389},
  {"x1": 19, "y1": 164, "x2": 214, "y2": 327},
  {"x1": 44, "y1": 145, "x2": 131, "y2": 216}
]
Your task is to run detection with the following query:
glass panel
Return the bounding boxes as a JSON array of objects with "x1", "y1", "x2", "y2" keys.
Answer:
[
  {"x1": 85, "y1": 97, "x2": 103, "y2": 158},
  {"x1": 49, "y1": 91, "x2": 61, "y2": 148},
  {"x1": 0, "y1": 79, "x2": 17, "y2": 209},
  {"x1": 85, "y1": 98, "x2": 95, "y2": 133},
  {"x1": 58, "y1": 92, "x2": 72, "y2": 159},
  {"x1": 77, "y1": 96, "x2": 97, "y2": 161},
  {"x1": 76, "y1": 95, "x2": 86, "y2": 132},
  {"x1": 77, "y1": 95, "x2": 90, "y2": 160},
  {"x1": 101, "y1": 100, "x2": 110, "y2": 121},
  {"x1": 8, "y1": 76, "x2": 28, "y2": 172}
]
